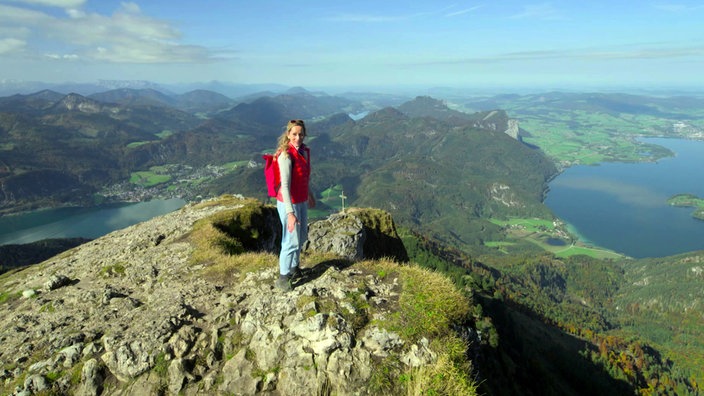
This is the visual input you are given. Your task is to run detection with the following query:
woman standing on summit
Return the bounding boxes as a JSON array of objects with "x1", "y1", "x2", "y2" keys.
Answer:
[{"x1": 275, "y1": 119, "x2": 315, "y2": 291}]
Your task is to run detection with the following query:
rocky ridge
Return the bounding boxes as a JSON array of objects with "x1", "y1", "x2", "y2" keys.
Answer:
[{"x1": 0, "y1": 195, "x2": 476, "y2": 395}]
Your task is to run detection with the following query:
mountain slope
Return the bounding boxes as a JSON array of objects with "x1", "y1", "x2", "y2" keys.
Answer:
[
  {"x1": 206, "y1": 96, "x2": 556, "y2": 255},
  {"x1": 0, "y1": 92, "x2": 202, "y2": 212},
  {"x1": 0, "y1": 196, "x2": 477, "y2": 395}
]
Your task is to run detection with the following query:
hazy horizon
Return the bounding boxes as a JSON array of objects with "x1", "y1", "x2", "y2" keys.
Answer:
[{"x1": 2, "y1": 78, "x2": 704, "y2": 99}]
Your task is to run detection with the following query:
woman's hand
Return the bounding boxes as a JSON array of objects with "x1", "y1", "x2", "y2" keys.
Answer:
[
  {"x1": 308, "y1": 194, "x2": 316, "y2": 209},
  {"x1": 287, "y1": 212, "x2": 298, "y2": 233}
]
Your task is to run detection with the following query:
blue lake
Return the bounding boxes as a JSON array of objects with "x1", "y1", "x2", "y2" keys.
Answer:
[
  {"x1": 2, "y1": 137, "x2": 704, "y2": 258},
  {"x1": 0, "y1": 198, "x2": 186, "y2": 245},
  {"x1": 545, "y1": 138, "x2": 704, "y2": 258}
]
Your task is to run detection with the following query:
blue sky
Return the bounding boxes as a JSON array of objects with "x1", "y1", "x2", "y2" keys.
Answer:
[{"x1": 0, "y1": 0, "x2": 702, "y2": 91}]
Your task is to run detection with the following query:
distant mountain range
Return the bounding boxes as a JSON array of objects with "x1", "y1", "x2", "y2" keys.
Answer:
[
  {"x1": 1, "y1": 84, "x2": 703, "y2": 394},
  {"x1": 0, "y1": 79, "x2": 292, "y2": 98},
  {"x1": 0, "y1": 87, "x2": 535, "y2": 222}
]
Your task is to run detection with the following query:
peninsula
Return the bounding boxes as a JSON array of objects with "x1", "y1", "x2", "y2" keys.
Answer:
[{"x1": 667, "y1": 193, "x2": 704, "y2": 220}]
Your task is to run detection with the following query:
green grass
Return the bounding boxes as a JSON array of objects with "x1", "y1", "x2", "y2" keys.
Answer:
[
  {"x1": 319, "y1": 184, "x2": 346, "y2": 211},
  {"x1": 126, "y1": 141, "x2": 151, "y2": 148},
  {"x1": 0, "y1": 290, "x2": 20, "y2": 305},
  {"x1": 100, "y1": 263, "x2": 126, "y2": 277},
  {"x1": 503, "y1": 106, "x2": 677, "y2": 166},
  {"x1": 129, "y1": 170, "x2": 172, "y2": 187},
  {"x1": 371, "y1": 261, "x2": 470, "y2": 342},
  {"x1": 189, "y1": 197, "x2": 279, "y2": 282},
  {"x1": 156, "y1": 130, "x2": 174, "y2": 139},
  {"x1": 668, "y1": 193, "x2": 704, "y2": 220},
  {"x1": 357, "y1": 259, "x2": 477, "y2": 396},
  {"x1": 551, "y1": 244, "x2": 623, "y2": 259},
  {"x1": 124, "y1": 130, "x2": 173, "y2": 147}
]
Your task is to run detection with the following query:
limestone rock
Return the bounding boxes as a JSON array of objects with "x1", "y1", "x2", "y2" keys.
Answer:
[
  {"x1": 0, "y1": 195, "x2": 459, "y2": 395},
  {"x1": 305, "y1": 208, "x2": 409, "y2": 262},
  {"x1": 75, "y1": 358, "x2": 104, "y2": 396},
  {"x1": 305, "y1": 212, "x2": 366, "y2": 260}
]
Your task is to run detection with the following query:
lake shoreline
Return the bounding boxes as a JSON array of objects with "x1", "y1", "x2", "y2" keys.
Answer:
[
  {"x1": 0, "y1": 198, "x2": 187, "y2": 246},
  {"x1": 545, "y1": 137, "x2": 704, "y2": 258}
]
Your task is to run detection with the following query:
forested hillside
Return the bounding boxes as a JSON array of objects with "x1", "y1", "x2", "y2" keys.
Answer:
[{"x1": 1, "y1": 87, "x2": 703, "y2": 394}]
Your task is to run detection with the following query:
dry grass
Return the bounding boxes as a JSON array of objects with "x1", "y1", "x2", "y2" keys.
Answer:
[
  {"x1": 357, "y1": 259, "x2": 477, "y2": 395},
  {"x1": 201, "y1": 251, "x2": 277, "y2": 285},
  {"x1": 188, "y1": 201, "x2": 277, "y2": 284},
  {"x1": 359, "y1": 260, "x2": 471, "y2": 342},
  {"x1": 190, "y1": 194, "x2": 251, "y2": 209},
  {"x1": 187, "y1": 198, "x2": 477, "y2": 394},
  {"x1": 405, "y1": 349, "x2": 478, "y2": 396}
]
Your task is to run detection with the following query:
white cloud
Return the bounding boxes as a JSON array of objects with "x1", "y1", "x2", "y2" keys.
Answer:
[
  {"x1": 119, "y1": 1, "x2": 140, "y2": 14},
  {"x1": 6, "y1": 0, "x2": 86, "y2": 8},
  {"x1": 66, "y1": 8, "x2": 85, "y2": 18},
  {"x1": 0, "y1": 4, "x2": 52, "y2": 23},
  {"x1": 445, "y1": 6, "x2": 482, "y2": 17},
  {"x1": 0, "y1": 2, "x2": 217, "y2": 64},
  {"x1": 0, "y1": 38, "x2": 26, "y2": 54},
  {"x1": 44, "y1": 52, "x2": 78, "y2": 60}
]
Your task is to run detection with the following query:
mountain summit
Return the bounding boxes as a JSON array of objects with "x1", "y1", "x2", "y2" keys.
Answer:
[{"x1": 0, "y1": 195, "x2": 477, "y2": 395}]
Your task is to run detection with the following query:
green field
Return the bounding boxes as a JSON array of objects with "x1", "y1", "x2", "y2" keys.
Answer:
[
  {"x1": 488, "y1": 217, "x2": 624, "y2": 259},
  {"x1": 126, "y1": 130, "x2": 174, "y2": 148},
  {"x1": 668, "y1": 193, "x2": 704, "y2": 220},
  {"x1": 308, "y1": 184, "x2": 347, "y2": 219},
  {"x1": 222, "y1": 160, "x2": 251, "y2": 170},
  {"x1": 458, "y1": 95, "x2": 703, "y2": 167},
  {"x1": 129, "y1": 170, "x2": 171, "y2": 187}
]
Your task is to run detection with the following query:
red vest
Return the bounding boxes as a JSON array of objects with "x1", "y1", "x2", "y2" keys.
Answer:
[{"x1": 277, "y1": 144, "x2": 310, "y2": 204}]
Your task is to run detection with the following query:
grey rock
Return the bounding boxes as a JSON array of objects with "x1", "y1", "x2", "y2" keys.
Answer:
[
  {"x1": 44, "y1": 274, "x2": 72, "y2": 291},
  {"x1": 23, "y1": 374, "x2": 49, "y2": 394},
  {"x1": 168, "y1": 325, "x2": 198, "y2": 358},
  {"x1": 305, "y1": 212, "x2": 366, "y2": 260},
  {"x1": 219, "y1": 349, "x2": 259, "y2": 395},
  {"x1": 75, "y1": 358, "x2": 103, "y2": 396},
  {"x1": 58, "y1": 344, "x2": 82, "y2": 368},
  {"x1": 361, "y1": 327, "x2": 404, "y2": 357},
  {"x1": 101, "y1": 339, "x2": 153, "y2": 381},
  {"x1": 305, "y1": 208, "x2": 409, "y2": 262},
  {"x1": 0, "y1": 196, "x2": 453, "y2": 395},
  {"x1": 168, "y1": 358, "x2": 194, "y2": 395},
  {"x1": 401, "y1": 337, "x2": 436, "y2": 367}
]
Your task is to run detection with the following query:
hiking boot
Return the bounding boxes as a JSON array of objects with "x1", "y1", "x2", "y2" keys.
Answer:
[
  {"x1": 290, "y1": 266, "x2": 302, "y2": 280},
  {"x1": 275, "y1": 275, "x2": 292, "y2": 292}
]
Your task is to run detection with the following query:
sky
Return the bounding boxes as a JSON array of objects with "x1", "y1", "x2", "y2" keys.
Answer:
[{"x1": 0, "y1": 0, "x2": 703, "y2": 92}]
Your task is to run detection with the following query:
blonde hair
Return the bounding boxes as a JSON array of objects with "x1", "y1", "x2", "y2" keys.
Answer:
[{"x1": 276, "y1": 119, "x2": 306, "y2": 155}]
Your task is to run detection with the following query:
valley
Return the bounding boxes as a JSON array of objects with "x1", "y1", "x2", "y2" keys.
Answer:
[
  {"x1": 98, "y1": 161, "x2": 247, "y2": 203},
  {"x1": 2, "y1": 86, "x2": 704, "y2": 394},
  {"x1": 456, "y1": 92, "x2": 704, "y2": 167}
]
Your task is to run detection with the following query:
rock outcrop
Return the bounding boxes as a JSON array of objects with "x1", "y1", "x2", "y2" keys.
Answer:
[
  {"x1": 0, "y1": 195, "x2": 474, "y2": 395},
  {"x1": 304, "y1": 208, "x2": 409, "y2": 262}
]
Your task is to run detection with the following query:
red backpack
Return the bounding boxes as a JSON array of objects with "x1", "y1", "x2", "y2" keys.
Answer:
[{"x1": 262, "y1": 153, "x2": 280, "y2": 197}]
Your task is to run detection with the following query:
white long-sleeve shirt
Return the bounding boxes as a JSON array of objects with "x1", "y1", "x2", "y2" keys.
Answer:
[{"x1": 277, "y1": 151, "x2": 295, "y2": 213}]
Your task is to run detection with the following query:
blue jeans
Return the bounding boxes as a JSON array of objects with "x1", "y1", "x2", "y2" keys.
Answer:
[{"x1": 277, "y1": 200, "x2": 308, "y2": 276}]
